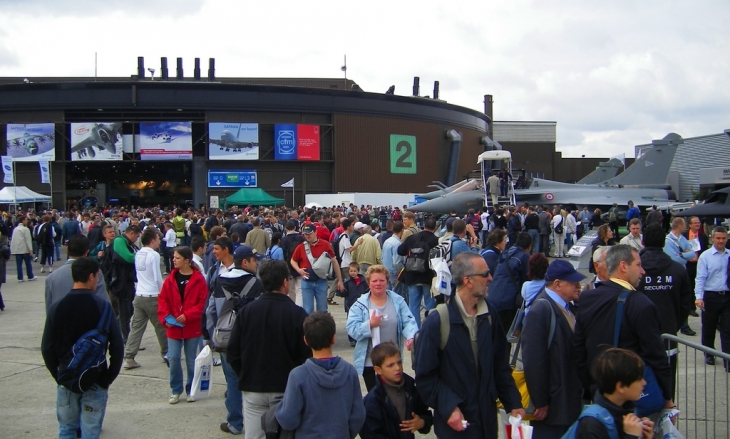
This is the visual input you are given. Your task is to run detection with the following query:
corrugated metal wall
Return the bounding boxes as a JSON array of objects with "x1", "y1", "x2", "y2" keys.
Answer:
[{"x1": 667, "y1": 133, "x2": 730, "y2": 201}]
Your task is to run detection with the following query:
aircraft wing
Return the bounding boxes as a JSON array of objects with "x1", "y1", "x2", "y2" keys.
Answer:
[
  {"x1": 71, "y1": 136, "x2": 97, "y2": 152},
  {"x1": 209, "y1": 138, "x2": 226, "y2": 147}
]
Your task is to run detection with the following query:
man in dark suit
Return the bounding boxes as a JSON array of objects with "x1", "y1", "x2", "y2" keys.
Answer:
[
  {"x1": 522, "y1": 260, "x2": 584, "y2": 439},
  {"x1": 538, "y1": 206, "x2": 551, "y2": 257},
  {"x1": 681, "y1": 216, "x2": 708, "y2": 334}
]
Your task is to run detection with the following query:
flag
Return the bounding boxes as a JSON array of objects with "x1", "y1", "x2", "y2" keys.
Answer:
[
  {"x1": 2, "y1": 156, "x2": 13, "y2": 184},
  {"x1": 39, "y1": 160, "x2": 50, "y2": 184},
  {"x1": 281, "y1": 178, "x2": 294, "y2": 188}
]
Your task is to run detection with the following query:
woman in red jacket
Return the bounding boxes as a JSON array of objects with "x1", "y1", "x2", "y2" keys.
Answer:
[{"x1": 157, "y1": 246, "x2": 208, "y2": 404}]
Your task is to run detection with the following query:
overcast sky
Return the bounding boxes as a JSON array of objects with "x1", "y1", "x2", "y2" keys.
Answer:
[{"x1": 1, "y1": 0, "x2": 727, "y2": 158}]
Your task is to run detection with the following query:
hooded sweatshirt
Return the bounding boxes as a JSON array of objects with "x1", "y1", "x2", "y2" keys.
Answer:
[{"x1": 276, "y1": 357, "x2": 366, "y2": 439}]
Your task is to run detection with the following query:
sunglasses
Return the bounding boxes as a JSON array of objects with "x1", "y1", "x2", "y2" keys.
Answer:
[{"x1": 464, "y1": 270, "x2": 490, "y2": 279}]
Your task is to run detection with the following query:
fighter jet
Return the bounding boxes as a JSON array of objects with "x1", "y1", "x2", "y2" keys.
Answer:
[
  {"x1": 209, "y1": 126, "x2": 259, "y2": 153},
  {"x1": 410, "y1": 133, "x2": 682, "y2": 216},
  {"x1": 71, "y1": 123, "x2": 122, "y2": 159},
  {"x1": 674, "y1": 187, "x2": 730, "y2": 218}
]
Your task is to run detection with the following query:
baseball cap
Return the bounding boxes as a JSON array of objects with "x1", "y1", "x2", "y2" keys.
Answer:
[
  {"x1": 301, "y1": 224, "x2": 316, "y2": 234},
  {"x1": 233, "y1": 245, "x2": 264, "y2": 260},
  {"x1": 545, "y1": 260, "x2": 586, "y2": 283},
  {"x1": 354, "y1": 222, "x2": 365, "y2": 230}
]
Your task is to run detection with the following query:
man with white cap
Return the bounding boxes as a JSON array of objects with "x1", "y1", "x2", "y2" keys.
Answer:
[
  {"x1": 349, "y1": 221, "x2": 365, "y2": 245},
  {"x1": 522, "y1": 260, "x2": 585, "y2": 438}
]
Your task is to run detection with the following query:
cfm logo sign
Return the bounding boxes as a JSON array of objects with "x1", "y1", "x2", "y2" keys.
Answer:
[{"x1": 276, "y1": 130, "x2": 295, "y2": 154}]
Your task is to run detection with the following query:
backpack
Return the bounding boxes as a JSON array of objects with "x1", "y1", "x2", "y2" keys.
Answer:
[
  {"x1": 553, "y1": 216, "x2": 564, "y2": 234},
  {"x1": 283, "y1": 233, "x2": 305, "y2": 264},
  {"x1": 429, "y1": 240, "x2": 454, "y2": 296},
  {"x1": 56, "y1": 300, "x2": 114, "y2": 393},
  {"x1": 212, "y1": 276, "x2": 257, "y2": 350},
  {"x1": 332, "y1": 233, "x2": 349, "y2": 265},
  {"x1": 562, "y1": 404, "x2": 619, "y2": 439},
  {"x1": 608, "y1": 208, "x2": 617, "y2": 223},
  {"x1": 189, "y1": 222, "x2": 202, "y2": 236},
  {"x1": 404, "y1": 238, "x2": 429, "y2": 273}
]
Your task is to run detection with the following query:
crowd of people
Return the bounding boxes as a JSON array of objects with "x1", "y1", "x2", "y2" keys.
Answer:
[{"x1": 1, "y1": 199, "x2": 723, "y2": 438}]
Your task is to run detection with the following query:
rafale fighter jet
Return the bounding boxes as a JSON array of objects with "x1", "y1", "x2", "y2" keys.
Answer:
[{"x1": 71, "y1": 123, "x2": 122, "y2": 159}]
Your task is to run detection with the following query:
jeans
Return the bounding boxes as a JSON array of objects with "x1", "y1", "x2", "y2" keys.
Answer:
[
  {"x1": 55, "y1": 240, "x2": 61, "y2": 260},
  {"x1": 220, "y1": 352, "x2": 244, "y2": 433},
  {"x1": 565, "y1": 233, "x2": 574, "y2": 251},
  {"x1": 243, "y1": 391, "x2": 283, "y2": 439},
  {"x1": 15, "y1": 254, "x2": 34, "y2": 280},
  {"x1": 41, "y1": 245, "x2": 55, "y2": 266},
  {"x1": 124, "y1": 296, "x2": 168, "y2": 359},
  {"x1": 527, "y1": 229, "x2": 540, "y2": 254},
  {"x1": 301, "y1": 278, "x2": 328, "y2": 315},
  {"x1": 408, "y1": 284, "x2": 436, "y2": 329},
  {"x1": 167, "y1": 337, "x2": 201, "y2": 395},
  {"x1": 56, "y1": 384, "x2": 108, "y2": 439}
]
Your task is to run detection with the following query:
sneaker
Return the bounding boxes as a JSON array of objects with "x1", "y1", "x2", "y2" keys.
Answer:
[
  {"x1": 123, "y1": 359, "x2": 141, "y2": 369},
  {"x1": 28, "y1": 277, "x2": 38, "y2": 281},
  {"x1": 33, "y1": 257, "x2": 38, "y2": 262},
  {"x1": 49, "y1": 268, "x2": 53, "y2": 273},
  {"x1": 18, "y1": 279, "x2": 24, "y2": 283},
  {"x1": 163, "y1": 356, "x2": 170, "y2": 368},
  {"x1": 187, "y1": 395, "x2": 195, "y2": 403},
  {"x1": 213, "y1": 358, "x2": 222, "y2": 366},
  {"x1": 40, "y1": 268, "x2": 45, "y2": 273},
  {"x1": 163, "y1": 272, "x2": 169, "y2": 275},
  {"x1": 168, "y1": 394, "x2": 180, "y2": 404},
  {"x1": 220, "y1": 423, "x2": 243, "y2": 435}
]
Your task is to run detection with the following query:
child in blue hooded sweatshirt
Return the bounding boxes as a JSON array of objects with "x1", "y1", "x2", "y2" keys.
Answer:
[{"x1": 276, "y1": 311, "x2": 365, "y2": 439}]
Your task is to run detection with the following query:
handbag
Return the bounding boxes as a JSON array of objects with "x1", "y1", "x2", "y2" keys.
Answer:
[
  {"x1": 613, "y1": 290, "x2": 667, "y2": 417},
  {"x1": 506, "y1": 290, "x2": 543, "y2": 343},
  {"x1": 303, "y1": 241, "x2": 332, "y2": 280}
]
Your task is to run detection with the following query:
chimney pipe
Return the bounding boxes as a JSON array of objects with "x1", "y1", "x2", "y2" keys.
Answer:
[
  {"x1": 208, "y1": 58, "x2": 215, "y2": 81},
  {"x1": 412, "y1": 76, "x2": 420, "y2": 97},
  {"x1": 161, "y1": 57, "x2": 168, "y2": 80},
  {"x1": 433, "y1": 81, "x2": 439, "y2": 100},
  {"x1": 484, "y1": 94, "x2": 494, "y2": 139},
  {"x1": 176, "y1": 58, "x2": 183, "y2": 80},
  {"x1": 137, "y1": 57, "x2": 145, "y2": 79},
  {"x1": 194, "y1": 58, "x2": 201, "y2": 81}
]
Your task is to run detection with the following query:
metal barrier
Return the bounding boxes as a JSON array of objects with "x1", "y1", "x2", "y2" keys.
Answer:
[{"x1": 662, "y1": 334, "x2": 730, "y2": 438}]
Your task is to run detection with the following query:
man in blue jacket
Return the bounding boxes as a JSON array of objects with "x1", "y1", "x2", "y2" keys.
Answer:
[
  {"x1": 415, "y1": 252, "x2": 524, "y2": 438},
  {"x1": 487, "y1": 232, "x2": 532, "y2": 331}
]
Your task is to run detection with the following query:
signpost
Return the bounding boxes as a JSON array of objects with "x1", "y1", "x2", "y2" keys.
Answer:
[{"x1": 207, "y1": 170, "x2": 257, "y2": 188}]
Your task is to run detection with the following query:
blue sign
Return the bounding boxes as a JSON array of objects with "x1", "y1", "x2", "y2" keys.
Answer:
[
  {"x1": 274, "y1": 124, "x2": 297, "y2": 160},
  {"x1": 208, "y1": 170, "x2": 258, "y2": 188}
]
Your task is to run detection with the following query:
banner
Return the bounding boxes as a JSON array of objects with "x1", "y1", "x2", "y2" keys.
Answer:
[
  {"x1": 208, "y1": 123, "x2": 259, "y2": 160},
  {"x1": 2, "y1": 156, "x2": 14, "y2": 184},
  {"x1": 208, "y1": 170, "x2": 257, "y2": 188},
  {"x1": 39, "y1": 161, "x2": 50, "y2": 184},
  {"x1": 139, "y1": 122, "x2": 193, "y2": 160},
  {"x1": 70, "y1": 122, "x2": 123, "y2": 161},
  {"x1": 6, "y1": 123, "x2": 56, "y2": 161},
  {"x1": 281, "y1": 178, "x2": 294, "y2": 188},
  {"x1": 122, "y1": 134, "x2": 141, "y2": 153},
  {"x1": 274, "y1": 124, "x2": 298, "y2": 160},
  {"x1": 296, "y1": 125, "x2": 320, "y2": 160}
]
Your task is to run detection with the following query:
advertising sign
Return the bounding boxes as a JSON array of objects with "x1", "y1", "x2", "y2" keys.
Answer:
[
  {"x1": 6, "y1": 123, "x2": 56, "y2": 161},
  {"x1": 139, "y1": 122, "x2": 192, "y2": 160},
  {"x1": 70, "y1": 122, "x2": 123, "y2": 161},
  {"x1": 208, "y1": 123, "x2": 259, "y2": 160},
  {"x1": 296, "y1": 125, "x2": 320, "y2": 160},
  {"x1": 208, "y1": 170, "x2": 258, "y2": 188},
  {"x1": 274, "y1": 124, "x2": 297, "y2": 160},
  {"x1": 389, "y1": 134, "x2": 417, "y2": 174},
  {"x1": 39, "y1": 161, "x2": 50, "y2": 184},
  {"x1": 210, "y1": 196, "x2": 219, "y2": 209},
  {"x1": 2, "y1": 156, "x2": 14, "y2": 184}
]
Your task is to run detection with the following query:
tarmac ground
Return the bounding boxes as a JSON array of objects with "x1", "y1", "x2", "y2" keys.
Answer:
[{"x1": 0, "y1": 247, "x2": 726, "y2": 438}]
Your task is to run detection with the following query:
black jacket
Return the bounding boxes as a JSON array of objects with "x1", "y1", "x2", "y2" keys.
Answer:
[
  {"x1": 42, "y1": 290, "x2": 124, "y2": 392},
  {"x1": 480, "y1": 246, "x2": 501, "y2": 274},
  {"x1": 638, "y1": 247, "x2": 694, "y2": 337},
  {"x1": 576, "y1": 393, "x2": 640, "y2": 439},
  {"x1": 397, "y1": 231, "x2": 439, "y2": 286},
  {"x1": 229, "y1": 221, "x2": 249, "y2": 243},
  {"x1": 227, "y1": 292, "x2": 311, "y2": 393},
  {"x1": 360, "y1": 373, "x2": 433, "y2": 439},
  {"x1": 340, "y1": 274, "x2": 369, "y2": 313},
  {"x1": 524, "y1": 212, "x2": 539, "y2": 231},
  {"x1": 574, "y1": 280, "x2": 672, "y2": 401},
  {"x1": 522, "y1": 291, "x2": 583, "y2": 426}
]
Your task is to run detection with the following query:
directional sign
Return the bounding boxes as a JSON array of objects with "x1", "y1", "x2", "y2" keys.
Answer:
[{"x1": 208, "y1": 170, "x2": 257, "y2": 188}]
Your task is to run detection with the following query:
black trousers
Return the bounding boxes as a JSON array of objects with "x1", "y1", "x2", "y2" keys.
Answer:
[
  {"x1": 702, "y1": 292, "x2": 730, "y2": 368},
  {"x1": 540, "y1": 234, "x2": 550, "y2": 256},
  {"x1": 362, "y1": 366, "x2": 376, "y2": 392}
]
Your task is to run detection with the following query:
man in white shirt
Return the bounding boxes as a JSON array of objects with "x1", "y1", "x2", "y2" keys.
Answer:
[
  {"x1": 123, "y1": 228, "x2": 167, "y2": 369},
  {"x1": 162, "y1": 221, "x2": 177, "y2": 275},
  {"x1": 620, "y1": 218, "x2": 644, "y2": 252}
]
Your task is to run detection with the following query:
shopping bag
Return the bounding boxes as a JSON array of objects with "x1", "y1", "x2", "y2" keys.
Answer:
[
  {"x1": 655, "y1": 409, "x2": 683, "y2": 439},
  {"x1": 189, "y1": 345, "x2": 213, "y2": 401},
  {"x1": 499, "y1": 411, "x2": 533, "y2": 439}
]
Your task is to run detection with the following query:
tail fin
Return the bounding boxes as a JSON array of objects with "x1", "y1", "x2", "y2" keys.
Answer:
[
  {"x1": 577, "y1": 158, "x2": 624, "y2": 184},
  {"x1": 602, "y1": 133, "x2": 682, "y2": 186}
]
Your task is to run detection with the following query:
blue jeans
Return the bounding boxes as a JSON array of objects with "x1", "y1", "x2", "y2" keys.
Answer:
[
  {"x1": 527, "y1": 229, "x2": 540, "y2": 254},
  {"x1": 565, "y1": 233, "x2": 574, "y2": 251},
  {"x1": 167, "y1": 337, "x2": 200, "y2": 395},
  {"x1": 55, "y1": 240, "x2": 61, "y2": 260},
  {"x1": 301, "y1": 278, "x2": 328, "y2": 315},
  {"x1": 56, "y1": 384, "x2": 108, "y2": 439},
  {"x1": 15, "y1": 254, "x2": 34, "y2": 280},
  {"x1": 219, "y1": 352, "x2": 244, "y2": 433},
  {"x1": 408, "y1": 284, "x2": 436, "y2": 329}
]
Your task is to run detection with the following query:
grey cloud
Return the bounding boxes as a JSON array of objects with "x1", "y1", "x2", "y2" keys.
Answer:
[{"x1": 2, "y1": 0, "x2": 205, "y2": 17}]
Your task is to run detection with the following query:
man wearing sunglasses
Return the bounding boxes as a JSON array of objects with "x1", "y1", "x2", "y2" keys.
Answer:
[{"x1": 415, "y1": 252, "x2": 524, "y2": 438}]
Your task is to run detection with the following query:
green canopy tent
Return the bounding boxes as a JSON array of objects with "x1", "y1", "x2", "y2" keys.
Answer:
[{"x1": 223, "y1": 187, "x2": 285, "y2": 208}]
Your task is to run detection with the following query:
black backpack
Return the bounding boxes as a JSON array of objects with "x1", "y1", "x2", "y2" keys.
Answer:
[
  {"x1": 57, "y1": 301, "x2": 114, "y2": 393},
  {"x1": 332, "y1": 233, "x2": 349, "y2": 265},
  {"x1": 404, "y1": 238, "x2": 430, "y2": 273},
  {"x1": 189, "y1": 222, "x2": 202, "y2": 236},
  {"x1": 283, "y1": 233, "x2": 305, "y2": 264}
]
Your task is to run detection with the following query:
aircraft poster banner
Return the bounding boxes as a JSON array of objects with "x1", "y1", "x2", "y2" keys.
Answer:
[
  {"x1": 5, "y1": 123, "x2": 56, "y2": 162},
  {"x1": 139, "y1": 122, "x2": 193, "y2": 160},
  {"x1": 70, "y1": 123, "x2": 123, "y2": 161},
  {"x1": 274, "y1": 124, "x2": 321, "y2": 161},
  {"x1": 208, "y1": 123, "x2": 259, "y2": 160}
]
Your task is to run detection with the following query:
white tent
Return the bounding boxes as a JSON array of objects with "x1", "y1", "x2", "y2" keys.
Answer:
[{"x1": 0, "y1": 186, "x2": 51, "y2": 203}]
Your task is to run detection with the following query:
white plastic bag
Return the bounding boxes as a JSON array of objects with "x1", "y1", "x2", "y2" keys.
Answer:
[
  {"x1": 656, "y1": 409, "x2": 683, "y2": 439},
  {"x1": 189, "y1": 345, "x2": 213, "y2": 401}
]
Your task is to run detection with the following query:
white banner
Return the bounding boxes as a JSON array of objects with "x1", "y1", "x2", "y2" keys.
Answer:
[
  {"x1": 210, "y1": 196, "x2": 219, "y2": 209},
  {"x1": 39, "y1": 161, "x2": 50, "y2": 184},
  {"x1": 2, "y1": 156, "x2": 14, "y2": 184},
  {"x1": 280, "y1": 178, "x2": 294, "y2": 188}
]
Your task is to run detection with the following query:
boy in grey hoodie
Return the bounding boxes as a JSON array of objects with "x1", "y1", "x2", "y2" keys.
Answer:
[{"x1": 276, "y1": 312, "x2": 366, "y2": 438}]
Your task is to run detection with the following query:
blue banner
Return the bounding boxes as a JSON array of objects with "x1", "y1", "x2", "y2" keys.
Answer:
[
  {"x1": 274, "y1": 124, "x2": 297, "y2": 160},
  {"x1": 208, "y1": 170, "x2": 257, "y2": 188}
]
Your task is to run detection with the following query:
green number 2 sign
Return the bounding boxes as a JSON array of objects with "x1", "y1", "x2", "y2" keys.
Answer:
[{"x1": 390, "y1": 135, "x2": 416, "y2": 174}]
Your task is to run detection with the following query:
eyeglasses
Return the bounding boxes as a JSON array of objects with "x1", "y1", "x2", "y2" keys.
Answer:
[{"x1": 464, "y1": 270, "x2": 490, "y2": 279}]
